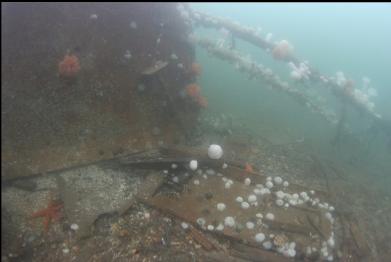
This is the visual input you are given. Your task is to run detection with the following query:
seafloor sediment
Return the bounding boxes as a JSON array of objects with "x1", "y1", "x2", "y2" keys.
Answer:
[{"x1": 2, "y1": 122, "x2": 390, "y2": 261}]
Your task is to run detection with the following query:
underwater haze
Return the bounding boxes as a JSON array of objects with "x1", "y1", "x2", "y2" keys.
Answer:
[
  {"x1": 193, "y1": 2, "x2": 391, "y2": 189},
  {"x1": 2, "y1": 3, "x2": 391, "y2": 261},
  {"x1": 193, "y1": 3, "x2": 391, "y2": 110}
]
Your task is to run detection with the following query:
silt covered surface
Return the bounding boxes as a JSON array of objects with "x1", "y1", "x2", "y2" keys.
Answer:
[{"x1": 1, "y1": 3, "x2": 199, "y2": 181}]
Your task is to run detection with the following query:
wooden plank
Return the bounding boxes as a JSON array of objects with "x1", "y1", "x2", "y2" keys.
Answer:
[
  {"x1": 141, "y1": 168, "x2": 333, "y2": 257},
  {"x1": 231, "y1": 243, "x2": 292, "y2": 262}
]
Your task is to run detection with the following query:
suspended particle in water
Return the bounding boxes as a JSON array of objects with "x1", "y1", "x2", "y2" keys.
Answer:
[{"x1": 130, "y1": 21, "x2": 138, "y2": 29}]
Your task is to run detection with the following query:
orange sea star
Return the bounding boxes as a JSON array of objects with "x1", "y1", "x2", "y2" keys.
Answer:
[{"x1": 30, "y1": 198, "x2": 63, "y2": 233}]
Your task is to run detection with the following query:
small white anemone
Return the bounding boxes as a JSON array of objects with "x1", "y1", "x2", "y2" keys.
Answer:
[
  {"x1": 255, "y1": 233, "x2": 265, "y2": 243},
  {"x1": 216, "y1": 223, "x2": 224, "y2": 231},
  {"x1": 263, "y1": 241, "x2": 273, "y2": 249},
  {"x1": 248, "y1": 194, "x2": 257, "y2": 203},
  {"x1": 266, "y1": 213, "x2": 275, "y2": 220},
  {"x1": 189, "y1": 160, "x2": 198, "y2": 170},
  {"x1": 266, "y1": 181, "x2": 274, "y2": 189},
  {"x1": 241, "y1": 202, "x2": 250, "y2": 209},
  {"x1": 260, "y1": 188, "x2": 271, "y2": 195},
  {"x1": 225, "y1": 180, "x2": 233, "y2": 189},
  {"x1": 246, "y1": 221, "x2": 255, "y2": 229},
  {"x1": 224, "y1": 216, "x2": 235, "y2": 227},
  {"x1": 274, "y1": 176, "x2": 283, "y2": 184},
  {"x1": 217, "y1": 203, "x2": 226, "y2": 211},
  {"x1": 254, "y1": 188, "x2": 262, "y2": 195},
  {"x1": 70, "y1": 223, "x2": 79, "y2": 231},
  {"x1": 275, "y1": 191, "x2": 285, "y2": 199},
  {"x1": 207, "y1": 225, "x2": 214, "y2": 231}
]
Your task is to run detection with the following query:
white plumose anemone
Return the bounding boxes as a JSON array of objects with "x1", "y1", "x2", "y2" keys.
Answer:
[
  {"x1": 217, "y1": 203, "x2": 226, "y2": 211},
  {"x1": 263, "y1": 241, "x2": 273, "y2": 249},
  {"x1": 274, "y1": 176, "x2": 283, "y2": 185},
  {"x1": 241, "y1": 202, "x2": 250, "y2": 209},
  {"x1": 255, "y1": 233, "x2": 266, "y2": 243},
  {"x1": 266, "y1": 213, "x2": 275, "y2": 220},
  {"x1": 275, "y1": 191, "x2": 285, "y2": 199},
  {"x1": 248, "y1": 194, "x2": 257, "y2": 203},
  {"x1": 246, "y1": 221, "x2": 255, "y2": 229},
  {"x1": 224, "y1": 216, "x2": 235, "y2": 227},
  {"x1": 208, "y1": 144, "x2": 223, "y2": 159},
  {"x1": 189, "y1": 160, "x2": 198, "y2": 170},
  {"x1": 236, "y1": 196, "x2": 244, "y2": 203},
  {"x1": 216, "y1": 223, "x2": 224, "y2": 231}
]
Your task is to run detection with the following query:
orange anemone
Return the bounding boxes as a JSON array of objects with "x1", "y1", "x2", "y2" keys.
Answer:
[
  {"x1": 185, "y1": 83, "x2": 208, "y2": 108},
  {"x1": 58, "y1": 54, "x2": 80, "y2": 78},
  {"x1": 185, "y1": 83, "x2": 201, "y2": 98}
]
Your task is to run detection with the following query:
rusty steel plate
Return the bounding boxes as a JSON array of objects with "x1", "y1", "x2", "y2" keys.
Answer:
[{"x1": 2, "y1": 3, "x2": 200, "y2": 181}]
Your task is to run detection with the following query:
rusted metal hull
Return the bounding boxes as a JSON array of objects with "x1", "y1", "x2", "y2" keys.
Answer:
[{"x1": 2, "y1": 3, "x2": 200, "y2": 180}]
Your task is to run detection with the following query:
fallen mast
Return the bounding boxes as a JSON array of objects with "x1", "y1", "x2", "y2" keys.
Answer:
[
  {"x1": 192, "y1": 36, "x2": 338, "y2": 124},
  {"x1": 189, "y1": 9, "x2": 381, "y2": 121}
]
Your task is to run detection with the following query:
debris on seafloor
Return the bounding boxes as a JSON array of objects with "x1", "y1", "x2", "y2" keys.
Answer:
[
  {"x1": 188, "y1": 226, "x2": 220, "y2": 251},
  {"x1": 141, "y1": 60, "x2": 169, "y2": 76},
  {"x1": 55, "y1": 165, "x2": 142, "y2": 239},
  {"x1": 128, "y1": 145, "x2": 338, "y2": 261},
  {"x1": 1, "y1": 143, "x2": 374, "y2": 261}
]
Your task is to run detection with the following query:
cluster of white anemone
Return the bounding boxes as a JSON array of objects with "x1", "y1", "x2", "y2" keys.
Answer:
[
  {"x1": 331, "y1": 71, "x2": 380, "y2": 116},
  {"x1": 288, "y1": 61, "x2": 311, "y2": 81},
  {"x1": 185, "y1": 145, "x2": 338, "y2": 260}
]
